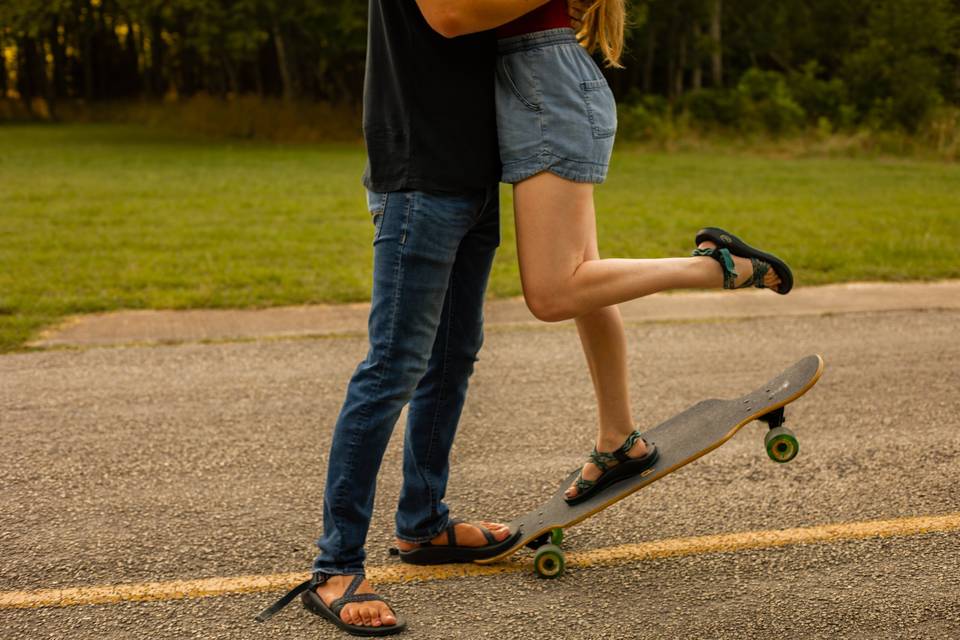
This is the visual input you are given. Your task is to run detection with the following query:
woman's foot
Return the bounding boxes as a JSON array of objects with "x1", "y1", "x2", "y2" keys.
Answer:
[
  {"x1": 564, "y1": 430, "x2": 658, "y2": 502},
  {"x1": 693, "y1": 227, "x2": 793, "y2": 294},
  {"x1": 697, "y1": 240, "x2": 782, "y2": 291},
  {"x1": 312, "y1": 575, "x2": 398, "y2": 629},
  {"x1": 394, "y1": 520, "x2": 512, "y2": 552}
]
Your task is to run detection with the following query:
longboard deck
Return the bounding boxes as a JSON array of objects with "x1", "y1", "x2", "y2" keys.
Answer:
[{"x1": 476, "y1": 354, "x2": 824, "y2": 565}]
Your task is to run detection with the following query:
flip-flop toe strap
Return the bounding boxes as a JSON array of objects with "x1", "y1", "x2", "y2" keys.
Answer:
[{"x1": 477, "y1": 525, "x2": 497, "y2": 545}]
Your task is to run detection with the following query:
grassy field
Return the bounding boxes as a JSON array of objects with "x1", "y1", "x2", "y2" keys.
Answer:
[{"x1": 1, "y1": 124, "x2": 959, "y2": 353}]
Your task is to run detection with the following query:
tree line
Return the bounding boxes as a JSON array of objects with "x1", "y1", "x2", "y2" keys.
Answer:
[{"x1": 2, "y1": 0, "x2": 958, "y2": 131}]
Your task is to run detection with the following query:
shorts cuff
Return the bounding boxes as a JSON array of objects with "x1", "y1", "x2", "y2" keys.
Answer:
[{"x1": 501, "y1": 152, "x2": 608, "y2": 184}]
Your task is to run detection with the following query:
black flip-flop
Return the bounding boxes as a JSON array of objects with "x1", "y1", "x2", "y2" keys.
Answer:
[
  {"x1": 695, "y1": 227, "x2": 794, "y2": 295},
  {"x1": 390, "y1": 519, "x2": 521, "y2": 565},
  {"x1": 256, "y1": 573, "x2": 407, "y2": 637}
]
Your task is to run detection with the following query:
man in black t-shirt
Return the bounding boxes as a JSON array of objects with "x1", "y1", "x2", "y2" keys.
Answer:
[{"x1": 256, "y1": 1, "x2": 556, "y2": 635}]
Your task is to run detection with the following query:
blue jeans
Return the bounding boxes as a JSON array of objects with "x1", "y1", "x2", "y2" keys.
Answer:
[{"x1": 313, "y1": 184, "x2": 501, "y2": 575}]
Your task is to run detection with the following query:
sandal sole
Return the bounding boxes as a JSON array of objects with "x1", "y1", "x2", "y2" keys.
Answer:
[
  {"x1": 397, "y1": 529, "x2": 522, "y2": 565},
  {"x1": 302, "y1": 589, "x2": 407, "y2": 637}
]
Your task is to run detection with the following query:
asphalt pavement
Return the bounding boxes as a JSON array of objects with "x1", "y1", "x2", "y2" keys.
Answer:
[{"x1": 2, "y1": 294, "x2": 959, "y2": 639}]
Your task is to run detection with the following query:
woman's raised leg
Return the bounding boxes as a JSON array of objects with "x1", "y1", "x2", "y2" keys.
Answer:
[
  {"x1": 513, "y1": 171, "x2": 780, "y2": 323},
  {"x1": 512, "y1": 170, "x2": 780, "y2": 498}
]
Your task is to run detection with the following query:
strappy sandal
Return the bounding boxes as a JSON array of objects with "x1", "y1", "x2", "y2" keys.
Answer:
[
  {"x1": 564, "y1": 430, "x2": 659, "y2": 506},
  {"x1": 390, "y1": 518, "x2": 521, "y2": 565},
  {"x1": 692, "y1": 226, "x2": 793, "y2": 294},
  {"x1": 256, "y1": 572, "x2": 407, "y2": 637}
]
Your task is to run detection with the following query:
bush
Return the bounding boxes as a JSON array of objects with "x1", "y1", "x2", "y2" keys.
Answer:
[
  {"x1": 617, "y1": 94, "x2": 675, "y2": 141},
  {"x1": 677, "y1": 69, "x2": 806, "y2": 136},
  {"x1": 842, "y1": 0, "x2": 955, "y2": 132},
  {"x1": 684, "y1": 89, "x2": 742, "y2": 129},
  {"x1": 788, "y1": 62, "x2": 853, "y2": 128},
  {"x1": 735, "y1": 69, "x2": 806, "y2": 135}
]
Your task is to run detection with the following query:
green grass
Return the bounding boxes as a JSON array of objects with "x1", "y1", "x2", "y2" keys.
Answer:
[{"x1": 2, "y1": 123, "x2": 959, "y2": 353}]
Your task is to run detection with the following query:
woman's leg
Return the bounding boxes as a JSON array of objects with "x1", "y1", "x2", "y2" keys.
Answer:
[
  {"x1": 514, "y1": 172, "x2": 779, "y2": 323},
  {"x1": 513, "y1": 171, "x2": 780, "y2": 498},
  {"x1": 564, "y1": 199, "x2": 650, "y2": 496},
  {"x1": 573, "y1": 301, "x2": 650, "y2": 494}
]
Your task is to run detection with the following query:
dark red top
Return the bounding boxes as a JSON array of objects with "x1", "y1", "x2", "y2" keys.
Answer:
[{"x1": 497, "y1": 0, "x2": 571, "y2": 39}]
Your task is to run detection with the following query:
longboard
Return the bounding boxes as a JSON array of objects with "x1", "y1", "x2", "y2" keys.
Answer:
[{"x1": 476, "y1": 354, "x2": 825, "y2": 577}]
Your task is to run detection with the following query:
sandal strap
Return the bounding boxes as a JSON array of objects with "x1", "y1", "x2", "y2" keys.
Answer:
[
  {"x1": 448, "y1": 519, "x2": 497, "y2": 545},
  {"x1": 613, "y1": 430, "x2": 644, "y2": 463},
  {"x1": 341, "y1": 574, "x2": 364, "y2": 598},
  {"x1": 477, "y1": 524, "x2": 497, "y2": 545},
  {"x1": 574, "y1": 475, "x2": 597, "y2": 493},
  {"x1": 588, "y1": 448, "x2": 617, "y2": 471},
  {"x1": 693, "y1": 246, "x2": 738, "y2": 289},
  {"x1": 255, "y1": 577, "x2": 314, "y2": 622},
  {"x1": 421, "y1": 519, "x2": 498, "y2": 547},
  {"x1": 256, "y1": 571, "x2": 363, "y2": 623},
  {"x1": 579, "y1": 429, "x2": 645, "y2": 492},
  {"x1": 329, "y1": 592, "x2": 390, "y2": 616},
  {"x1": 735, "y1": 258, "x2": 771, "y2": 290}
]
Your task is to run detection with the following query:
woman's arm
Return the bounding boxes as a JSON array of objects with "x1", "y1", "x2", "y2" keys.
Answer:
[{"x1": 415, "y1": 0, "x2": 552, "y2": 38}]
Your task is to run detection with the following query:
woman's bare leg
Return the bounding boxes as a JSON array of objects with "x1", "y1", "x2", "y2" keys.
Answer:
[
  {"x1": 512, "y1": 171, "x2": 779, "y2": 497},
  {"x1": 513, "y1": 172, "x2": 779, "y2": 323}
]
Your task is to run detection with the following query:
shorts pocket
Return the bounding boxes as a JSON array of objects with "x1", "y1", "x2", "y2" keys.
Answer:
[
  {"x1": 498, "y1": 54, "x2": 542, "y2": 112},
  {"x1": 581, "y1": 79, "x2": 617, "y2": 139}
]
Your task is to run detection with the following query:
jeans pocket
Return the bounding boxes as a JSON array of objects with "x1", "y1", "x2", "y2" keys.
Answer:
[
  {"x1": 581, "y1": 79, "x2": 617, "y2": 139},
  {"x1": 366, "y1": 189, "x2": 387, "y2": 239}
]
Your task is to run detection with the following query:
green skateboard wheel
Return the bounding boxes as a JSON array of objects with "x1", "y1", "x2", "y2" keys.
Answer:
[
  {"x1": 533, "y1": 544, "x2": 565, "y2": 579},
  {"x1": 550, "y1": 527, "x2": 564, "y2": 546},
  {"x1": 765, "y1": 426, "x2": 799, "y2": 463}
]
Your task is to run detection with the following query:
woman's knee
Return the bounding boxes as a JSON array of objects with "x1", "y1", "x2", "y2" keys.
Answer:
[{"x1": 523, "y1": 285, "x2": 575, "y2": 322}]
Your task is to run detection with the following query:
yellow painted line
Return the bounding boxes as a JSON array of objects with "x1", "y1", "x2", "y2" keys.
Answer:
[{"x1": 2, "y1": 512, "x2": 958, "y2": 610}]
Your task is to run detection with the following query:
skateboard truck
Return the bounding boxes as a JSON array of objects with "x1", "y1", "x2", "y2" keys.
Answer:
[{"x1": 759, "y1": 407, "x2": 786, "y2": 428}]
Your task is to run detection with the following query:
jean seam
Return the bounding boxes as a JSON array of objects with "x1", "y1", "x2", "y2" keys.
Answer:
[
  {"x1": 327, "y1": 191, "x2": 409, "y2": 561},
  {"x1": 424, "y1": 269, "x2": 455, "y2": 520}
]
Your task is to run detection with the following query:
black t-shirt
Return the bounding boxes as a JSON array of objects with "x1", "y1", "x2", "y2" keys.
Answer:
[{"x1": 362, "y1": 0, "x2": 501, "y2": 193}]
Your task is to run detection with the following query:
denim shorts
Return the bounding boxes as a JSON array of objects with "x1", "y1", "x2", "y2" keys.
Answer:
[{"x1": 495, "y1": 28, "x2": 617, "y2": 184}]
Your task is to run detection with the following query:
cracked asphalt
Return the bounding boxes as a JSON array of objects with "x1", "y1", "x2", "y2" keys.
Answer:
[{"x1": 2, "y1": 308, "x2": 959, "y2": 639}]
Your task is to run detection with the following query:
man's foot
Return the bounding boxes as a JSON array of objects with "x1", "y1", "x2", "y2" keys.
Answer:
[
  {"x1": 312, "y1": 575, "x2": 398, "y2": 629},
  {"x1": 565, "y1": 430, "x2": 654, "y2": 501},
  {"x1": 394, "y1": 520, "x2": 511, "y2": 552},
  {"x1": 697, "y1": 240, "x2": 782, "y2": 290}
]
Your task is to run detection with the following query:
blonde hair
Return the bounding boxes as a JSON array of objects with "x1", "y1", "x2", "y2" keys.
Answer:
[{"x1": 577, "y1": 0, "x2": 627, "y2": 69}]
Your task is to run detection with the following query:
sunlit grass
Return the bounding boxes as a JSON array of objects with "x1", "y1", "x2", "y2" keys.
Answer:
[{"x1": 1, "y1": 124, "x2": 958, "y2": 352}]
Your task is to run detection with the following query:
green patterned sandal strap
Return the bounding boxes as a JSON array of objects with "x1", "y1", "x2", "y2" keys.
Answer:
[
  {"x1": 574, "y1": 475, "x2": 597, "y2": 494},
  {"x1": 589, "y1": 448, "x2": 618, "y2": 472},
  {"x1": 693, "y1": 247, "x2": 738, "y2": 289},
  {"x1": 738, "y1": 258, "x2": 770, "y2": 290},
  {"x1": 612, "y1": 429, "x2": 644, "y2": 463}
]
